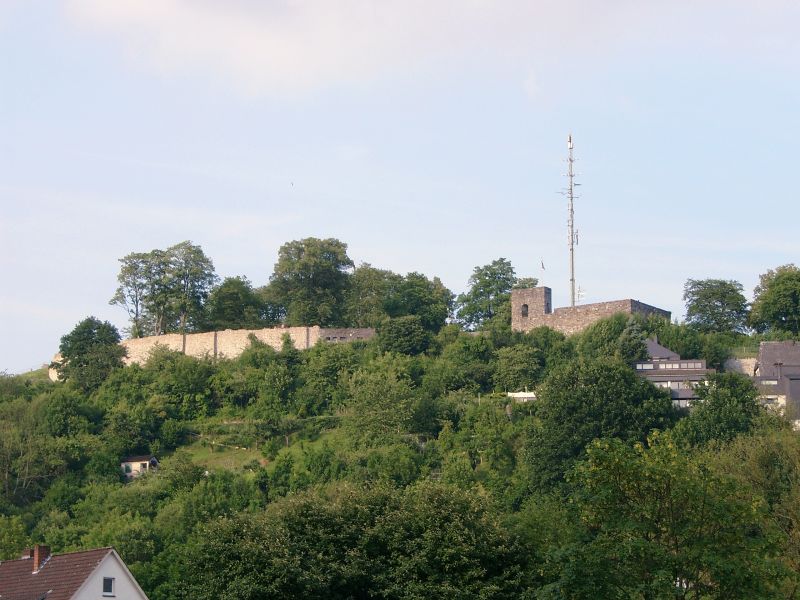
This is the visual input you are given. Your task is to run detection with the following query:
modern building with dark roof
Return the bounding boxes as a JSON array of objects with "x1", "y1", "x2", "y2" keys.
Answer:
[
  {"x1": 634, "y1": 339, "x2": 714, "y2": 409},
  {"x1": 753, "y1": 341, "x2": 800, "y2": 421},
  {"x1": 0, "y1": 545, "x2": 148, "y2": 600}
]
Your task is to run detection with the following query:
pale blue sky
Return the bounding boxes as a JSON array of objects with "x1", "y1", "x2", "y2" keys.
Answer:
[{"x1": 2, "y1": 1, "x2": 799, "y2": 373}]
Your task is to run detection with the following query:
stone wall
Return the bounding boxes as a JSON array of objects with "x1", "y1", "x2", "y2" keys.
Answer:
[
  {"x1": 120, "y1": 326, "x2": 374, "y2": 366},
  {"x1": 511, "y1": 287, "x2": 670, "y2": 336}
]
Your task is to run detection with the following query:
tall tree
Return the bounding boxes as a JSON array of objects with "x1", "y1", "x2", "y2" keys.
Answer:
[
  {"x1": 268, "y1": 238, "x2": 354, "y2": 326},
  {"x1": 53, "y1": 317, "x2": 127, "y2": 392},
  {"x1": 111, "y1": 242, "x2": 217, "y2": 336},
  {"x1": 206, "y1": 276, "x2": 274, "y2": 330},
  {"x1": 456, "y1": 258, "x2": 518, "y2": 329},
  {"x1": 342, "y1": 264, "x2": 402, "y2": 328},
  {"x1": 750, "y1": 264, "x2": 800, "y2": 334},
  {"x1": 384, "y1": 272, "x2": 453, "y2": 332},
  {"x1": 167, "y1": 241, "x2": 218, "y2": 334},
  {"x1": 683, "y1": 278, "x2": 749, "y2": 333},
  {"x1": 109, "y1": 252, "x2": 150, "y2": 338}
]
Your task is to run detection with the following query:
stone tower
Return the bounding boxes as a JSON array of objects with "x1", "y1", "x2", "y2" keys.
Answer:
[{"x1": 511, "y1": 287, "x2": 552, "y2": 331}]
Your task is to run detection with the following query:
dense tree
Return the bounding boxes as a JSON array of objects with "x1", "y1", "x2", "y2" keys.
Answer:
[
  {"x1": 174, "y1": 482, "x2": 527, "y2": 599},
  {"x1": 53, "y1": 317, "x2": 126, "y2": 392},
  {"x1": 206, "y1": 276, "x2": 274, "y2": 330},
  {"x1": 456, "y1": 258, "x2": 517, "y2": 329},
  {"x1": 344, "y1": 355, "x2": 415, "y2": 446},
  {"x1": 168, "y1": 241, "x2": 218, "y2": 333},
  {"x1": 268, "y1": 238, "x2": 354, "y2": 326},
  {"x1": 384, "y1": 272, "x2": 453, "y2": 332},
  {"x1": 343, "y1": 264, "x2": 402, "y2": 328},
  {"x1": 526, "y1": 357, "x2": 675, "y2": 491},
  {"x1": 559, "y1": 434, "x2": 782, "y2": 599},
  {"x1": 377, "y1": 315, "x2": 430, "y2": 355},
  {"x1": 683, "y1": 278, "x2": 749, "y2": 333},
  {"x1": 750, "y1": 264, "x2": 800, "y2": 334},
  {"x1": 575, "y1": 314, "x2": 648, "y2": 364},
  {"x1": 492, "y1": 344, "x2": 542, "y2": 392},
  {"x1": 672, "y1": 372, "x2": 764, "y2": 447},
  {"x1": 111, "y1": 242, "x2": 217, "y2": 336},
  {"x1": 0, "y1": 514, "x2": 28, "y2": 559}
]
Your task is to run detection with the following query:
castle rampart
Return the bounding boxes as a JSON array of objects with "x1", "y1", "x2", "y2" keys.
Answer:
[
  {"x1": 511, "y1": 287, "x2": 670, "y2": 336},
  {"x1": 121, "y1": 326, "x2": 375, "y2": 365},
  {"x1": 50, "y1": 326, "x2": 375, "y2": 380}
]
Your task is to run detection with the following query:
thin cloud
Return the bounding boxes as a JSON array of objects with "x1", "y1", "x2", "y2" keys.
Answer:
[{"x1": 65, "y1": 1, "x2": 800, "y2": 98}]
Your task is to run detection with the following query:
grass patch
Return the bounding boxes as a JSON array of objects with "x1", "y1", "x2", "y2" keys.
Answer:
[{"x1": 183, "y1": 438, "x2": 264, "y2": 472}]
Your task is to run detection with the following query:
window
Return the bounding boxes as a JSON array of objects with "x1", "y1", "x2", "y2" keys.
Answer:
[
  {"x1": 140, "y1": 462, "x2": 148, "y2": 471},
  {"x1": 521, "y1": 304, "x2": 529, "y2": 318},
  {"x1": 124, "y1": 464, "x2": 131, "y2": 474},
  {"x1": 103, "y1": 577, "x2": 115, "y2": 596}
]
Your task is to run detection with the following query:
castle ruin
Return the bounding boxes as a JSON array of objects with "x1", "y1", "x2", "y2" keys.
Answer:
[{"x1": 511, "y1": 286, "x2": 670, "y2": 336}]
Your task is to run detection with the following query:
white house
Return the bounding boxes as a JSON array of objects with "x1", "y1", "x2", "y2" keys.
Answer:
[
  {"x1": 0, "y1": 545, "x2": 148, "y2": 600},
  {"x1": 120, "y1": 455, "x2": 159, "y2": 480}
]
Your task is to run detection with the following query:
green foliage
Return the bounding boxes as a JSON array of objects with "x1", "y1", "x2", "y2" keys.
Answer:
[
  {"x1": 111, "y1": 242, "x2": 217, "y2": 336},
  {"x1": 0, "y1": 514, "x2": 28, "y2": 559},
  {"x1": 562, "y1": 434, "x2": 782, "y2": 599},
  {"x1": 343, "y1": 263, "x2": 402, "y2": 327},
  {"x1": 683, "y1": 278, "x2": 749, "y2": 333},
  {"x1": 206, "y1": 276, "x2": 276, "y2": 330},
  {"x1": 54, "y1": 317, "x2": 126, "y2": 392},
  {"x1": 384, "y1": 272, "x2": 453, "y2": 333},
  {"x1": 344, "y1": 355, "x2": 415, "y2": 446},
  {"x1": 672, "y1": 372, "x2": 764, "y2": 447},
  {"x1": 643, "y1": 319, "x2": 734, "y2": 370},
  {"x1": 526, "y1": 357, "x2": 676, "y2": 491},
  {"x1": 575, "y1": 314, "x2": 648, "y2": 364},
  {"x1": 268, "y1": 237, "x2": 354, "y2": 326},
  {"x1": 492, "y1": 344, "x2": 542, "y2": 392},
  {"x1": 455, "y1": 258, "x2": 518, "y2": 329},
  {"x1": 377, "y1": 315, "x2": 431, "y2": 355},
  {"x1": 750, "y1": 264, "x2": 800, "y2": 334},
  {"x1": 174, "y1": 482, "x2": 527, "y2": 599}
]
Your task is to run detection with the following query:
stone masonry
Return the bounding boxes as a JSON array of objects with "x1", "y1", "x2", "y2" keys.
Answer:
[
  {"x1": 121, "y1": 326, "x2": 375, "y2": 365},
  {"x1": 50, "y1": 326, "x2": 375, "y2": 380},
  {"x1": 511, "y1": 286, "x2": 670, "y2": 336}
]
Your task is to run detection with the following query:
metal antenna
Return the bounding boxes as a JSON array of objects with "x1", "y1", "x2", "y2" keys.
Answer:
[{"x1": 566, "y1": 134, "x2": 578, "y2": 307}]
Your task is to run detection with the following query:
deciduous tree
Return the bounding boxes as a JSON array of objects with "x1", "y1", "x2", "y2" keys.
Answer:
[
  {"x1": 53, "y1": 317, "x2": 126, "y2": 392},
  {"x1": 268, "y1": 238, "x2": 354, "y2": 326},
  {"x1": 750, "y1": 264, "x2": 800, "y2": 334},
  {"x1": 683, "y1": 278, "x2": 749, "y2": 333}
]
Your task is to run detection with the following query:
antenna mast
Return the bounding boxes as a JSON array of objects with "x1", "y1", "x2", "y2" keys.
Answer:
[{"x1": 567, "y1": 134, "x2": 578, "y2": 307}]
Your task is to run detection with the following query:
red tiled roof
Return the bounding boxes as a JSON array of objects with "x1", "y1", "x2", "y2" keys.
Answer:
[{"x1": 0, "y1": 547, "x2": 112, "y2": 600}]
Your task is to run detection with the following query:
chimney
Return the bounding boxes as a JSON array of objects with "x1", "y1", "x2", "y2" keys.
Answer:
[{"x1": 32, "y1": 544, "x2": 50, "y2": 572}]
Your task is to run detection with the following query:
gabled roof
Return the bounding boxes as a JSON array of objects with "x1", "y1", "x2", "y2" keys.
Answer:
[
  {"x1": 0, "y1": 547, "x2": 111, "y2": 600},
  {"x1": 759, "y1": 341, "x2": 800, "y2": 377},
  {"x1": 646, "y1": 338, "x2": 680, "y2": 361}
]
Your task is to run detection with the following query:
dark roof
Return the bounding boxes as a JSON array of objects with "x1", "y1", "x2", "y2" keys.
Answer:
[
  {"x1": 0, "y1": 547, "x2": 112, "y2": 600},
  {"x1": 121, "y1": 455, "x2": 157, "y2": 463},
  {"x1": 758, "y1": 341, "x2": 800, "y2": 378},
  {"x1": 646, "y1": 338, "x2": 680, "y2": 361}
]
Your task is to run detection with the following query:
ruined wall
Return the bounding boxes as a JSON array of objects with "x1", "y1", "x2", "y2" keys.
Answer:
[
  {"x1": 121, "y1": 326, "x2": 375, "y2": 366},
  {"x1": 511, "y1": 287, "x2": 670, "y2": 336}
]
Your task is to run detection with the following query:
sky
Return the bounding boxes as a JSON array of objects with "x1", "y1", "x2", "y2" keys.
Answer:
[{"x1": 2, "y1": 1, "x2": 800, "y2": 373}]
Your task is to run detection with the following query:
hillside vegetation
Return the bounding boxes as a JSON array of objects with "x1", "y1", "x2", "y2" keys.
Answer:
[{"x1": 3, "y1": 241, "x2": 800, "y2": 598}]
